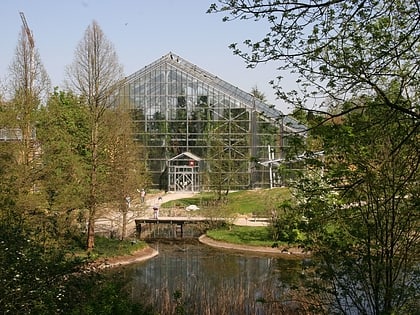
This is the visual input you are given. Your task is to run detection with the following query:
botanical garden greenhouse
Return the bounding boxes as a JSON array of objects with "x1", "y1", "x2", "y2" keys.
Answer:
[{"x1": 115, "y1": 52, "x2": 304, "y2": 192}]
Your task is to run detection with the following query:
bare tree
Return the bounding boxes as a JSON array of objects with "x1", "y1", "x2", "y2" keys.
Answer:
[
  {"x1": 66, "y1": 20, "x2": 123, "y2": 250},
  {"x1": 8, "y1": 20, "x2": 50, "y2": 166},
  {"x1": 2, "y1": 15, "x2": 51, "y2": 217}
]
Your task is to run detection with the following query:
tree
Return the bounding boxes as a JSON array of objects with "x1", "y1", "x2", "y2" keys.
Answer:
[
  {"x1": 250, "y1": 85, "x2": 267, "y2": 103},
  {"x1": 0, "y1": 129, "x2": 83, "y2": 314},
  {"x1": 208, "y1": 1, "x2": 419, "y2": 124},
  {"x1": 66, "y1": 20, "x2": 124, "y2": 250},
  {"x1": 102, "y1": 107, "x2": 149, "y2": 240},
  {"x1": 36, "y1": 89, "x2": 91, "y2": 242},
  {"x1": 8, "y1": 19, "x2": 50, "y2": 166},
  {"x1": 209, "y1": 1, "x2": 420, "y2": 312},
  {"x1": 288, "y1": 95, "x2": 419, "y2": 314},
  {"x1": 3, "y1": 17, "x2": 51, "y2": 215}
]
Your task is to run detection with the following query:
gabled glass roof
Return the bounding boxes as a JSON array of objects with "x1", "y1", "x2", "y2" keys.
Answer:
[{"x1": 124, "y1": 52, "x2": 305, "y2": 133}]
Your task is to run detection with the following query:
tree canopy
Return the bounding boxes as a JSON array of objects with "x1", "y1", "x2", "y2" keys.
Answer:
[
  {"x1": 209, "y1": 1, "x2": 420, "y2": 313},
  {"x1": 209, "y1": 0, "x2": 419, "y2": 121}
]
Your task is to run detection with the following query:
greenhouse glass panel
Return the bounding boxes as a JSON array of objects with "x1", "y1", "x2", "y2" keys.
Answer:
[{"x1": 115, "y1": 52, "x2": 305, "y2": 191}]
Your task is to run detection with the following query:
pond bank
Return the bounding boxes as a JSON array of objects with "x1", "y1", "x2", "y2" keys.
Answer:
[
  {"x1": 93, "y1": 235, "x2": 309, "y2": 270},
  {"x1": 198, "y1": 235, "x2": 309, "y2": 258},
  {"x1": 94, "y1": 246, "x2": 159, "y2": 270}
]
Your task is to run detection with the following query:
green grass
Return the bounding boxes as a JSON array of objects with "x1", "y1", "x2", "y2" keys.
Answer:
[
  {"x1": 207, "y1": 226, "x2": 281, "y2": 247},
  {"x1": 71, "y1": 236, "x2": 147, "y2": 260},
  {"x1": 163, "y1": 187, "x2": 292, "y2": 217},
  {"x1": 92, "y1": 237, "x2": 147, "y2": 257}
]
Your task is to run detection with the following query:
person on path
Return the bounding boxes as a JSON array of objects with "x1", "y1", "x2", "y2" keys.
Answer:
[
  {"x1": 139, "y1": 189, "x2": 146, "y2": 203},
  {"x1": 153, "y1": 205, "x2": 159, "y2": 219},
  {"x1": 125, "y1": 195, "x2": 131, "y2": 208}
]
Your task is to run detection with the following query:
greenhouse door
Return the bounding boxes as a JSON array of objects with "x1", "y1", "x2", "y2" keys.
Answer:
[{"x1": 172, "y1": 166, "x2": 196, "y2": 192}]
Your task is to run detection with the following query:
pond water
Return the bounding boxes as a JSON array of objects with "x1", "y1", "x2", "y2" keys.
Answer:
[{"x1": 118, "y1": 240, "x2": 305, "y2": 314}]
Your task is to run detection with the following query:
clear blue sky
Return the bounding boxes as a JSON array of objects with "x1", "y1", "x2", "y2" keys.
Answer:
[{"x1": 0, "y1": 0, "x2": 295, "y2": 113}]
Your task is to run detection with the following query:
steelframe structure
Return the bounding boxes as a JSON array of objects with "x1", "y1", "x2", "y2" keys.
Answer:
[{"x1": 115, "y1": 52, "x2": 304, "y2": 191}]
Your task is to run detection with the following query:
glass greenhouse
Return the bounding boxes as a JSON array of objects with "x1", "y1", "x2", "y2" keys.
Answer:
[{"x1": 115, "y1": 53, "x2": 304, "y2": 192}]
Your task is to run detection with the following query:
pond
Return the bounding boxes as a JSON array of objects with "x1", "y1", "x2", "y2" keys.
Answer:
[{"x1": 118, "y1": 240, "x2": 306, "y2": 314}]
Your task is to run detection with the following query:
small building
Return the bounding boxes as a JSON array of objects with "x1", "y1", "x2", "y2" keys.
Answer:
[{"x1": 167, "y1": 151, "x2": 201, "y2": 192}]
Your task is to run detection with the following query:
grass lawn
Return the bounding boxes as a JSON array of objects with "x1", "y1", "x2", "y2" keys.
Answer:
[
  {"x1": 71, "y1": 236, "x2": 148, "y2": 260},
  {"x1": 163, "y1": 187, "x2": 291, "y2": 217}
]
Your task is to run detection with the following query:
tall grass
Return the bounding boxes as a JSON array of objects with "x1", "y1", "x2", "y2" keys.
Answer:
[{"x1": 133, "y1": 276, "x2": 313, "y2": 315}]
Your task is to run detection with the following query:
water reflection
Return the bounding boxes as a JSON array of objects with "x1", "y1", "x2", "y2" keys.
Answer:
[{"x1": 122, "y1": 240, "x2": 303, "y2": 314}]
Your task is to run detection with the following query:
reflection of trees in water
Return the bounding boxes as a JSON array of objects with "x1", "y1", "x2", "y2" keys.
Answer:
[
  {"x1": 142, "y1": 224, "x2": 207, "y2": 239},
  {"x1": 127, "y1": 242, "x2": 305, "y2": 314}
]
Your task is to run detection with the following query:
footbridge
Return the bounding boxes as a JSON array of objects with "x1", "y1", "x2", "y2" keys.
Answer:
[
  {"x1": 134, "y1": 216, "x2": 269, "y2": 239},
  {"x1": 134, "y1": 217, "x2": 226, "y2": 239}
]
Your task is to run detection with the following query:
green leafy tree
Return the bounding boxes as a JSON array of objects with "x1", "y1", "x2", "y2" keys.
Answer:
[
  {"x1": 291, "y1": 96, "x2": 419, "y2": 314},
  {"x1": 0, "y1": 144, "x2": 84, "y2": 314},
  {"x1": 37, "y1": 89, "x2": 91, "y2": 242},
  {"x1": 210, "y1": 2, "x2": 419, "y2": 312},
  {"x1": 206, "y1": 125, "x2": 237, "y2": 199},
  {"x1": 209, "y1": 1, "x2": 419, "y2": 124},
  {"x1": 65, "y1": 20, "x2": 124, "y2": 250},
  {"x1": 102, "y1": 107, "x2": 150, "y2": 239}
]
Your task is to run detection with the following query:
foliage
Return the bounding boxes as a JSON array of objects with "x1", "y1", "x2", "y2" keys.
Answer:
[
  {"x1": 0, "y1": 151, "x2": 150, "y2": 314},
  {"x1": 56, "y1": 271, "x2": 155, "y2": 315},
  {"x1": 101, "y1": 106, "x2": 150, "y2": 239},
  {"x1": 210, "y1": 2, "x2": 419, "y2": 312},
  {"x1": 291, "y1": 97, "x2": 419, "y2": 314},
  {"x1": 208, "y1": 1, "x2": 419, "y2": 122},
  {"x1": 36, "y1": 89, "x2": 91, "y2": 244},
  {"x1": 206, "y1": 125, "x2": 237, "y2": 197},
  {"x1": 269, "y1": 200, "x2": 307, "y2": 244},
  {"x1": 0, "y1": 151, "x2": 81, "y2": 314}
]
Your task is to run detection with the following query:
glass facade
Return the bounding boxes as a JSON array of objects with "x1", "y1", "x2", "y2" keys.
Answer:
[{"x1": 115, "y1": 53, "x2": 304, "y2": 191}]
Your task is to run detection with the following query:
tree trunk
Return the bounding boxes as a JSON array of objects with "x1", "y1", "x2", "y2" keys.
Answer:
[
  {"x1": 86, "y1": 120, "x2": 99, "y2": 250},
  {"x1": 121, "y1": 208, "x2": 127, "y2": 241},
  {"x1": 86, "y1": 211, "x2": 95, "y2": 250}
]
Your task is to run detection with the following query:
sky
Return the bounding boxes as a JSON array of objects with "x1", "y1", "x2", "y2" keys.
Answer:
[{"x1": 0, "y1": 0, "x2": 295, "y2": 113}]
